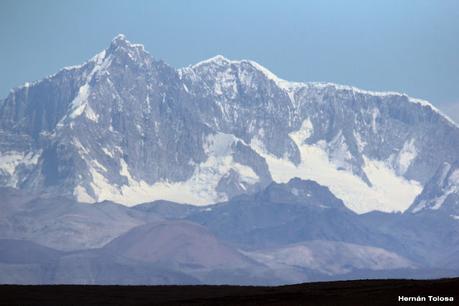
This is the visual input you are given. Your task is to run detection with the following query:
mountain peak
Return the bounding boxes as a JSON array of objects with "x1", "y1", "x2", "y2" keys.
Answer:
[
  {"x1": 110, "y1": 33, "x2": 129, "y2": 46},
  {"x1": 209, "y1": 54, "x2": 229, "y2": 62},
  {"x1": 104, "y1": 34, "x2": 151, "y2": 66},
  {"x1": 108, "y1": 34, "x2": 146, "y2": 54},
  {"x1": 191, "y1": 54, "x2": 231, "y2": 68},
  {"x1": 2, "y1": 36, "x2": 459, "y2": 214},
  {"x1": 257, "y1": 178, "x2": 347, "y2": 210},
  {"x1": 187, "y1": 55, "x2": 299, "y2": 92}
]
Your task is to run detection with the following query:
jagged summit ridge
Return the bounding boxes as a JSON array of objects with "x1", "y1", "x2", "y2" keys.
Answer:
[
  {"x1": 185, "y1": 50, "x2": 454, "y2": 126},
  {"x1": 1, "y1": 35, "x2": 459, "y2": 213},
  {"x1": 108, "y1": 33, "x2": 148, "y2": 54},
  {"x1": 111, "y1": 33, "x2": 129, "y2": 44}
]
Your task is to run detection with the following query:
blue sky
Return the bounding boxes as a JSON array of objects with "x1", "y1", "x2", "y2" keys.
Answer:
[{"x1": 1, "y1": 0, "x2": 458, "y2": 122}]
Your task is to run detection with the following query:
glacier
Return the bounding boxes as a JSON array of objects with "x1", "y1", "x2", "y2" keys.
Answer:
[{"x1": 1, "y1": 34, "x2": 459, "y2": 214}]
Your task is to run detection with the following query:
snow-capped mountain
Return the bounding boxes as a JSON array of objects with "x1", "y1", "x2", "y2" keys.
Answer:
[
  {"x1": 408, "y1": 162, "x2": 459, "y2": 218},
  {"x1": 1, "y1": 34, "x2": 459, "y2": 213}
]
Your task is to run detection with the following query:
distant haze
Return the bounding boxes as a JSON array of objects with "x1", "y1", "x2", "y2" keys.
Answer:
[{"x1": 1, "y1": 0, "x2": 458, "y2": 122}]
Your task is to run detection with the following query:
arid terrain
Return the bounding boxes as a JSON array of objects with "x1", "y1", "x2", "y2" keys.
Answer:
[{"x1": 1, "y1": 278, "x2": 458, "y2": 306}]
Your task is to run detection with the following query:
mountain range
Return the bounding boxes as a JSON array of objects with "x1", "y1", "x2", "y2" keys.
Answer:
[
  {"x1": 1, "y1": 179, "x2": 458, "y2": 284},
  {"x1": 0, "y1": 35, "x2": 458, "y2": 284}
]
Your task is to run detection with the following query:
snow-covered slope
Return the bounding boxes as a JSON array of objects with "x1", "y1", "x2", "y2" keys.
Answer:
[
  {"x1": 1, "y1": 35, "x2": 459, "y2": 213},
  {"x1": 408, "y1": 162, "x2": 459, "y2": 218}
]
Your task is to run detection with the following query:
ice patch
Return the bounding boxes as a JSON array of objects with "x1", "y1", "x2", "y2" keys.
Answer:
[
  {"x1": 328, "y1": 131, "x2": 353, "y2": 171},
  {"x1": 449, "y1": 169, "x2": 459, "y2": 185},
  {"x1": 371, "y1": 108, "x2": 379, "y2": 133},
  {"x1": 59, "y1": 50, "x2": 110, "y2": 124},
  {"x1": 412, "y1": 167, "x2": 459, "y2": 213},
  {"x1": 72, "y1": 138, "x2": 89, "y2": 155},
  {"x1": 431, "y1": 192, "x2": 453, "y2": 210},
  {"x1": 68, "y1": 84, "x2": 90, "y2": 119},
  {"x1": 78, "y1": 133, "x2": 259, "y2": 206},
  {"x1": 353, "y1": 131, "x2": 367, "y2": 152},
  {"x1": 102, "y1": 147, "x2": 114, "y2": 158},
  {"x1": 430, "y1": 170, "x2": 459, "y2": 210},
  {"x1": 250, "y1": 128, "x2": 422, "y2": 213},
  {"x1": 411, "y1": 200, "x2": 427, "y2": 213},
  {"x1": 413, "y1": 189, "x2": 454, "y2": 212},
  {"x1": 74, "y1": 185, "x2": 94, "y2": 203},
  {"x1": 84, "y1": 105, "x2": 99, "y2": 122},
  {"x1": 0, "y1": 151, "x2": 40, "y2": 187},
  {"x1": 91, "y1": 159, "x2": 107, "y2": 172},
  {"x1": 289, "y1": 118, "x2": 313, "y2": 144},
  {"x1": 395, "y1": 138, "x2": 417, "y2": 175}
]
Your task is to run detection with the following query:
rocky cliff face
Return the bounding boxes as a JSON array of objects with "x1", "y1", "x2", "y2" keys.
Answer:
[
  {"x1": 1, "y1": 34, "x2": 458, "y2": 213},
  {"x1": 408, "y1": 161, "x2": 459, "y2": 218}
]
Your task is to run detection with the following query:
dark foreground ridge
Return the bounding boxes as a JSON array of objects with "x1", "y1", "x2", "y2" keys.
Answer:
[{"x1": 1, "y1": 278, "x2": 458, "y2": 306}]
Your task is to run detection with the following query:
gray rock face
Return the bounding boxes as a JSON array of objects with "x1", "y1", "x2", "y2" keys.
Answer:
[
  {"x1": 186, "y1": 179, "x2": 405, "y2": 253},
  {"x1": 360, "y1": 211, "x2": 459, "y2": 267},
  {"x1": 1, "y1": 35, "x2": 459, "y2": 213},
  {"x1": 407, "y1": 161, "x2": 459, "y2": 217},
  {"x1": 186, "y1": 178, "x2": 459, "y2": 268}
]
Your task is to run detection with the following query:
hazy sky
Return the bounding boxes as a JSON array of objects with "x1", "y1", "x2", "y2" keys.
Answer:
[{"x1": 1, "y1": 0, "x2": 458, "y2": 122}]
